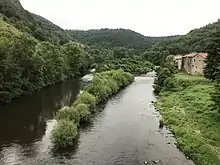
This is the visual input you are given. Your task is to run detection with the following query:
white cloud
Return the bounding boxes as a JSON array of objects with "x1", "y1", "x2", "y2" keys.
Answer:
[{"x1": 20, "y1": 0, "x2": 220, "y2": 36}]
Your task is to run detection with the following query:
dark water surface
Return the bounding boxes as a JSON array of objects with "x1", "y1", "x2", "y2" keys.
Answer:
[{"x1": 0, "y1": 75, "x2": 194, "y2": 165}]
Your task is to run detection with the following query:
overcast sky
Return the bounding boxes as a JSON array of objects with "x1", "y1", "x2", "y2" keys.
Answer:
[{"x1": 20, "y1": 0, "x2": 219, "y2": 36}]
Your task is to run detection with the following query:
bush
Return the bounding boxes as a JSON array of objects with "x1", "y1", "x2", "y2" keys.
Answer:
[
  {"x1": 154, "y1": 67, "x2": 173, "y2": 94},
  {"x1": 104, "y1": 78, "x2": 119, "y2": 94},
  {"x1": 162, "y1": 77, "x2": 178, "y2": 91},
  {"x1": 56, "y1": 107, "x2": 80, "y2": 124},
  {"x1": 75, "y1": 103, "x2": 91, "y2": 123},
  {"x1": 86, "y1": 75, "x2": 110, "y2": 103},
  {"x1": 51, "y1": 120, "x2": 78, "y2": 148},
  {"x1": 73, "y1": 91, "x2": 96, "y2": 110}
]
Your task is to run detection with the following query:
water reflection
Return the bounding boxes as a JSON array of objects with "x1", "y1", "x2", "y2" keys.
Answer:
[{"x1": 0, "y1": 79, "x2": 81, "y2": 146}]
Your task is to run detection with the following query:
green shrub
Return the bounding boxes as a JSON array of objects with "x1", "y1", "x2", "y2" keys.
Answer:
[
  {"x1": 73, "y1": 91, "x2": 96, "y2": 110},
  {"x1": 51, "y1": 120, "x2": 78, "y2": 148},
  {"x1": 86, "y1": 75, "x2": 109, "y2": 103},
  {"x1": 154, "y1": 67, "x2": 173, "y2": 94},
  {"x1": 75, "y1": 103, "x2": 91, "y2": 123},
  {"x1": 105, "y1": 78, "x2": 119, "y2": 94},
  {"x1": 56, "y1": 107, "x2": 80, "y2": 124},
  {"x1": 162, "y1": 77, "x2": 178, "y2": 91}
]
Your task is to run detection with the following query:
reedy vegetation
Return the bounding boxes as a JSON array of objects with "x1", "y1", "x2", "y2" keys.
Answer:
[{"x1": 51, "y1": 70, "x2": 134, "y2": 148}]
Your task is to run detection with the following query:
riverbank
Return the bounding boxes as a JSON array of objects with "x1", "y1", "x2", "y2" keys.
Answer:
[
  {"x1": 51, "y1": 70, "x2": 134, "y2": 148},
  {"x1": 156, "y1": 73, "x2": 220, "y2": 165}
]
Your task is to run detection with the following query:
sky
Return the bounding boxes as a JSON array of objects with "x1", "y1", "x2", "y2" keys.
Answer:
[{"x1": 20, "y1": 0, "x2": 220, "y2": 36}]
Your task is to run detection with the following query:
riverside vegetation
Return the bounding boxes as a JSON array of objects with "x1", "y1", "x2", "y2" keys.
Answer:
[
  {"x1": 51, "y1": 70, "x2": 134, "y2": 148},
  {"x1": 154, "y1": 67, "x2": 220, "y2": 165},
  {"x1": 0, "y1": 19, "x2": 93, "y2": 105},
  {"x1": 96, "y1": 58, "x2": 154, "y2": 75}
]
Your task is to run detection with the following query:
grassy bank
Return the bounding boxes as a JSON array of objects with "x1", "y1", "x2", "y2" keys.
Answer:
[
  {"x1": 156, "y1": 73, "x2": 220, "y2": 165},
  {"x1": 51, "y1": 70, "x2": 134, "y2": 148}
]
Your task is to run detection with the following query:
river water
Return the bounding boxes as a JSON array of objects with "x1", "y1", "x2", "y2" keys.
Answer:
[{"x1": 0, "y1": 74, "x2": 194, "y2": 165}]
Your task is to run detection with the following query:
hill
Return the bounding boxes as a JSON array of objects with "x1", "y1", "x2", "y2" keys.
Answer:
[
  {"x1": 142, "y1": 21, "x2": 220, "y2": 65},
  {"x1": 0, "y1": 0, "x2": 71, "y2": 44},
  {"x1": 66, "y1": 29, "x2": 177, "y2": 53}
]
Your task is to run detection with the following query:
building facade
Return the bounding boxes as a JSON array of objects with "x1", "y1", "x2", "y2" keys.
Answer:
[
  {"x1": 174, "y1": 55, "x2": 183, "y2": 70},
  {"x1": 182, "y1": 52, "x2": 208, "y2": 75}
]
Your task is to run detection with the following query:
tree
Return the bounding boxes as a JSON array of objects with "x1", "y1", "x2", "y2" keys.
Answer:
[{"x1": 61, "y1": 42, "x2": 86, "y2": 77}]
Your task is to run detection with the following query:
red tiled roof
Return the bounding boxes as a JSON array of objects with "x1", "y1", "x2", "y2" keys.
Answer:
[
  {"x1": 199, "y1": 53, "x2": 208, "y2": 58},
  {"x1": 183, "y1": 52, "x2": 208, "y2": 58}
]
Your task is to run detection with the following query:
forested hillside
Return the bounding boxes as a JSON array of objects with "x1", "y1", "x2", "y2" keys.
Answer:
[
  {"x1": 0, "y1": 0, "x2": 71, "y2": 44},
  {"x1": 0, "y1": 0, "x2": 115, "y2": 104},
  {"x1": 66, "y1": 29, "x2": 177, "y2": 53},
  {"x1": 0, "y1": 19, "x2": 95, "y2": 104},
  {"x1": 142, "y1": 21, "x2": 220, "y2": 65}
]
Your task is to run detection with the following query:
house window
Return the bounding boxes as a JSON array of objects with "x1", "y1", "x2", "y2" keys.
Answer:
[
  {"x1": 194, "y1": 59, "x2": 196, "y2": 62},
  {"x1": 192, "y1": 65, "x2": 194, "y2": 67},
  {"x1": 196, "y1": 66, "x2": 197, "y2": 68}
]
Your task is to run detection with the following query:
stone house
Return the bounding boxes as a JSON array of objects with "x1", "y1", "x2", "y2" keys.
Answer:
[
  {"x1": 174, "y1": 55, "x2": 183, "y2": 70},
  {"x1": 182, "y1": 52, "x2": 208, "y2": 75}
]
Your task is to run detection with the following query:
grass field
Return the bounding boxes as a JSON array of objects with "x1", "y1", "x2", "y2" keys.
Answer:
[{"x1": 156, "y1": 73, "x2": 220, "y2": 165}]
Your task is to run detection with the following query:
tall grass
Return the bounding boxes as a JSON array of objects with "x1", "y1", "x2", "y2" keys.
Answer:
[{"x1": 156, "y1": 73, "x2": 220, "y2": 164}]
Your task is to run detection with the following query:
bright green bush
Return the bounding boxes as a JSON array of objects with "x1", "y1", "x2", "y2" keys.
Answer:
[
  {"x1": 51, "y1": 120, "x2": 78, "y2": 148},
  {"x1": 73, "y1": 91, "x2": 96, "y2": 110},
  {"x1": 86, "y1": 75, "x2": 109, "y2": 103},
  {"x1": 56, "y1": 107, "x2": 80, "y2": 124},
  {"x1": 75, "y1": 103, "x2": 91, "y2": 123},
  {"x1": 104, "y1": 78, "x2": 119, "y2": 94}
]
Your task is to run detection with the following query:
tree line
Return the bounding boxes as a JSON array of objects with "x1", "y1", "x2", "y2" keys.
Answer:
[{"x1": 142, "y1": 21, "x2": 220, "y2": 66}]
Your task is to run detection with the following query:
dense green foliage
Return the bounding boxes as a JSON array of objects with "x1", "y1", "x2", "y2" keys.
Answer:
[
  {"x1": 51, "y1": 120, "x2": 78, "y2": 148},
  {"x1": 0, "y1": 20, "x2": 90, "y2": 104},
  {"x1": 0, "y1": 0, "x2": 71, "y2": 44},
  {"x1": 51, "y1": 70, "x2": 134, "y2": 148},
  {"x1": 142, "y1": 22, "x2": 220, "y2": 66},
  {"x1": 153, "y1": 66, "x2": 178, "y2": 94},
  {"x1": 212, "y1": 69, "x2": 220, "y2": 112},
  {"x1": 67, "y1": 29, "x2": 175, "y2": 54},
  {"x1": 156, "y1": 74, "x2": 220, "y2": 165},
  {"x1": 96, "y1": 58, "x2": 154, "y2": 75}
]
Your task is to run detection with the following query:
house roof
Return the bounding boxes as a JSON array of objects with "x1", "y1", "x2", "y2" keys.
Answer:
[
  {"x1": 174, "y1": 55, "x2": 183, "y2": 60},
  {"x1": 183, "y1": 52, "x2": 208, "y2": 58},
  {"x1": 199, "y1": 53, "x2": 208, "y2": 58},
  {"x1": 183, "y1": 52, "x2": 197, "y2": 57}
]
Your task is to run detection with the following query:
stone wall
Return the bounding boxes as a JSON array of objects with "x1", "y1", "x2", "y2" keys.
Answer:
[{"x1": 183, "y1": 55, "x2": 205, "y2": 75}]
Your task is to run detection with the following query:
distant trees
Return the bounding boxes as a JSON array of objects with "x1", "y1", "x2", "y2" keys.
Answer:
[
  {"x1": 96, "y1": 58, "x2": 154, "y2": 75},
  {"x1": 142, "y1": 22, "x2": 220, "y2": 66},
  {"x1": 66, "y1": 29, "x2": 173, "y2": 55}
]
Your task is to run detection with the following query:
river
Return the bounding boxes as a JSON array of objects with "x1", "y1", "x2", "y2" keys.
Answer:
[{"x1": 0, "y1": 74, "x2": 194, "y2": 165}]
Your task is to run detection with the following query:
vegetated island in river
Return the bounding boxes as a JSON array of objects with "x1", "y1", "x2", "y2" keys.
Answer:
[
  {"x1": 154, "y1": 66, "x2": 220, "y2": 165},
  {"x1": 51, "y1": 70, "x2": 134, "y2": 148}
]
